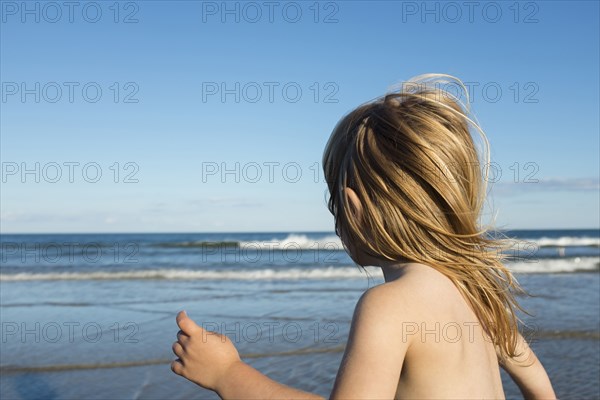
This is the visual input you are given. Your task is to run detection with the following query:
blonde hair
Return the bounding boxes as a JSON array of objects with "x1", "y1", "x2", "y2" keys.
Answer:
[{"x1": 323, "y1": 74, "x2": 526, "y2": 361}]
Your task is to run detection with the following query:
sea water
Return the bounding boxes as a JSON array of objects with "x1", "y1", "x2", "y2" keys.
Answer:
[{"x1": 1, "y1": 229, "x2": 598, "y2": 399}]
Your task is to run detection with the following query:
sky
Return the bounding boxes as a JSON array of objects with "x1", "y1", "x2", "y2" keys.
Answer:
[{"x1": 1, "y1": 0, "x2": 599, "y2": 233}]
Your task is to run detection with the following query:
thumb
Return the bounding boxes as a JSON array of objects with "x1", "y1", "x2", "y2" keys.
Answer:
[{"x1": 176, "y1": 310, "x2": 201, "y2": 334}]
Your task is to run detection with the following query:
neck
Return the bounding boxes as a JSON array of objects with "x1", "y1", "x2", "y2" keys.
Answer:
[{"x1": 357, "y1": 253, "x2": 413, "y2": 282}]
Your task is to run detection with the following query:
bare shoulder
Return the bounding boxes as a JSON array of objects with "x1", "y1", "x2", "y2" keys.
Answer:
[
  {"x1": 357, "y1": 278, "x2": 410, "y2": 314},
  {"x1": 355, "y1": 265, "x2": 420, "y2": 312},
  {"x1": 360, "y1": 263, "x2": 463, "y2": 318},
  {"x1": 331, "y1": 268, "x2": 420, "y2": 397},
  {"x1": 351, "y1": 280, "x2": 413, "y2": 333}
]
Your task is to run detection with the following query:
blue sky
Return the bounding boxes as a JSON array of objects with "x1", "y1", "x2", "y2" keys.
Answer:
[{"x1": 1, "y1": 0, "x2": 598, "y2": 233}]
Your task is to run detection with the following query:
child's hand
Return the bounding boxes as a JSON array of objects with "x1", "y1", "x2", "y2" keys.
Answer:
[{"x1": 171, "y1": 310, "x2": 242, "y2": 392}]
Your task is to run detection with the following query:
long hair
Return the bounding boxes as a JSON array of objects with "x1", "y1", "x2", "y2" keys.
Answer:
[{"x1": 322, "y1": 74, "x2": 526, "y2": 361}]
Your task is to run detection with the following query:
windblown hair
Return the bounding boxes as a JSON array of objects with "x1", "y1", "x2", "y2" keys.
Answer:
[{"x1": 322, "y1": 74, "x2": 526, "y2": 361}]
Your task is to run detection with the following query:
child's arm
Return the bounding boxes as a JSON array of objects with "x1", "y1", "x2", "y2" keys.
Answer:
[
  {"x1": 497, "y1": 332, "x2": 557, "y2": 400},
  {"x1": 171, "y1": 284, "x2": 409, "y2": 399},
  {"x1": 329, "y1": 285, "x2": 409, "y2": 398},
  {"x1": 212, "y1": 361, "x2": 324, "y2": 399},
  {"x1": 171, "y1": 311, "x2": 323, "y2": 399}
]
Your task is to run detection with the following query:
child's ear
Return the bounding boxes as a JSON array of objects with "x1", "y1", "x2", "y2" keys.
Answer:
[{"x1": 343, "y1": 187, "x2": 364, "y2": 223}]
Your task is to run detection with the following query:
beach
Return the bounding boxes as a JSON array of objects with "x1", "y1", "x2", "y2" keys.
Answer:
[{"x1": 1, "y1": 230, "x2": 599, "y2": 399}]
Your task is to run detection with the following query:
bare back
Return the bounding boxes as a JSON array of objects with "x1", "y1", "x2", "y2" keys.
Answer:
[{"x1": 389, "y1": 263, "x2": 505, "y2": 399}]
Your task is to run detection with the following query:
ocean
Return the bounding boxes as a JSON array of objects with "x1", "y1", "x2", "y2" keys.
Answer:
[{"x1": 1, "y1": 229, "x2": 599, "y2": 399}]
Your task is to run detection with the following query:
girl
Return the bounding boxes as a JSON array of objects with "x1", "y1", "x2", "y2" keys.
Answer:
[{"x1": 170, "y1": 74, "x2": 556, "y2": 399}]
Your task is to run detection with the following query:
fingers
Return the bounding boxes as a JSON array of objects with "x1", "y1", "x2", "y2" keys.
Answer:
[
  {"x1": 177, "y1": 329, "x2": 189, "y2": 343},
  {"x1": 176, "y1": 310, "x2": 201, "y2": 335},
  {"x1": 172, "y1": 311, "x2": 198, "y2": 378},
  {"x1": 171, "y1": 358, "x2": 184, "y2": 376},
  {"x1": 172, "y1": 341, "x2": 184, "y2": 357}
]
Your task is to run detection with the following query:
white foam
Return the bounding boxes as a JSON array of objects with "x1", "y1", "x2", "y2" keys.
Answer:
[
  {"x1": 240, "y1": 234, "x2": 599, "y2": 250},
  {"x1": 0, "y1": 266, "x2": 379, "y2": 282},
  {"x1": 157, "y1": 234, "x2": 599, "y2": 251},
  {"x1": 1, "y1": 257, "x2": 597, "y2": 282},
  {"x1": 519, "y1": 236, "x2": 600, "y2": 248},
  {"x1": 507, "y1": 257, "x2": 599, "y2": 273},
  {"x1": 239, "y1": 234, "x2": 344, "y2": 250}
]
